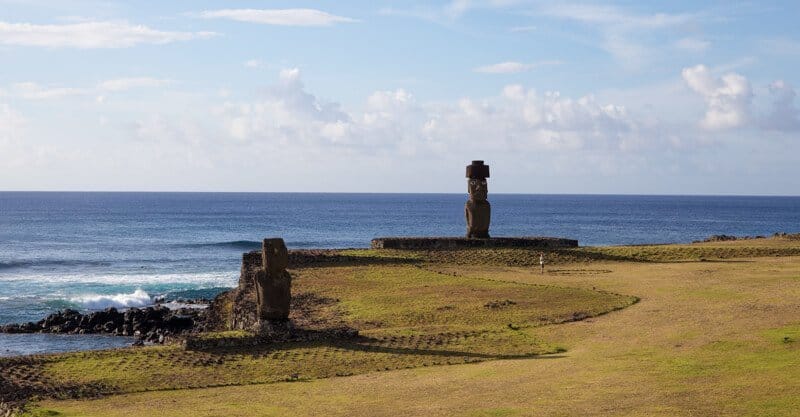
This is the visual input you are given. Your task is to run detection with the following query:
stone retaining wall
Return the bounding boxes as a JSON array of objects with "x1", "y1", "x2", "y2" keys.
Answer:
[{"x1": 370, "y1": 236, "x2": 578, "y2": 250}]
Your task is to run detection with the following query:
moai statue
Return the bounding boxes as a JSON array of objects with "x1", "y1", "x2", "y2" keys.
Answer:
[
  {"x1": 465, "y1": 160, "x2": 491, "y2": 238},
  {"x1": 254, "y1": 238, "x2": 291, "y2": 322}
]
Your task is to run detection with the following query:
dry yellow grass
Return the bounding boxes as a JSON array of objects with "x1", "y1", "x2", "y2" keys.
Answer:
[{"x1": 26, "y1": 239, "x2": 800, "y2": 416}]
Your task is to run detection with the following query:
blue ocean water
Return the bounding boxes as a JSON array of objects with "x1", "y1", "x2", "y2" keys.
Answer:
[{"x1": 1, "y1": 192, "x2": 799, "y2": 355}]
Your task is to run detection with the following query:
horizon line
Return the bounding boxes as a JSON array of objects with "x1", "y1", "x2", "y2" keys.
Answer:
[{"x1": 1, "y1": 190, "x2": 799, "y2": 198}]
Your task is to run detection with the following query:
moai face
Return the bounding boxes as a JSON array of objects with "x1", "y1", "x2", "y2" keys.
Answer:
[
  {"x1": 262, "y1": 238, "x2": 288, "y2": 276},
  {"x1": 468, "y1": 179, "x2": 488, "y2": 201}
]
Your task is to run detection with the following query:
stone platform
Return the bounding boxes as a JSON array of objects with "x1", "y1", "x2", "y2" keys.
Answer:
[{"x1": 370, "y1": 237, "x2": 578, "y2": 250}]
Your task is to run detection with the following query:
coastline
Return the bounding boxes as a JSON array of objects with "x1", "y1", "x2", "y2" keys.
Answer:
[
  {"x1": 2, "y1": 232, "x2": 799, "y2": 357},
  {"x1": 2, "y1": 235, "x2": 800, "y2": 416}
]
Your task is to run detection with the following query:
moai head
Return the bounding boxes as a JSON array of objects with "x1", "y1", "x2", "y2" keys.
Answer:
[
  {"x1": 468, "y1": 179, "x2": 488, "y2": 201},
  {"x1": 466, "y1": 160, "x2": 490, "y2": 201},
  {"x1": 262, "y1": 238, "x2": 288, "y2": 276}
]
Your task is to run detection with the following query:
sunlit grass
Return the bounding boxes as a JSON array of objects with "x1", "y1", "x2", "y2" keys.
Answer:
[{"x1": 19, "y1": 237, "x2": 800, "y2": 416}]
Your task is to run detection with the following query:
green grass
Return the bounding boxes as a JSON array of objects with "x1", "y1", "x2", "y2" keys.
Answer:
[
  {"x1": 762, "y1": 324, "x2": 800, "y2": 345},
  {"x1": 334, "y1": 240, "x2": 800, "y2": 268},
  {"x1": 39, "y1": 331, "x2": 553, "y2": 394},
  {"x1": 19, "y1": 238, "x2": 800, "y2": 416},
  {"x1": 295, "y1": 265, "x2": 634, "y2": 335},
  {"x1": 4, "y1": 263, "x2": 634, "y2": 413}
]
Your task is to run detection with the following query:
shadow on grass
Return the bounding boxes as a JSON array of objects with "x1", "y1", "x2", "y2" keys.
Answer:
[
  {"x1": 328, "y1": 336, "x2": 562, "y2": 360},
  {"x1": 187, "y1": 331, "x2": 565, "y2": 362},
  {"x1": 682, "y1": 259, "x2": 754, "y2": 263}
]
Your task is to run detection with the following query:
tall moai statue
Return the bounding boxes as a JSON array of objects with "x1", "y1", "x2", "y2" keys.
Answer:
[
  {"x1": 465, "y1": 160, "x2": 491, "y2": 238},
  {"x1": 254, "y1": 238, "x2": 292, "y2": 322}
]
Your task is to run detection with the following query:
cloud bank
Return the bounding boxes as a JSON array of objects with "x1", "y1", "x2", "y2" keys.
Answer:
[
  {"x1": 4, "y1": 64, "x2": 798, "y2": 192},
  {"x1": 216, "y1": 68, "x2": 638, "y2": 156}
]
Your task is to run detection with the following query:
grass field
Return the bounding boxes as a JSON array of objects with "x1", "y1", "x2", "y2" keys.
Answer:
[{"x1": 15, "y1": 236, "x2": 800, "y2": 416}]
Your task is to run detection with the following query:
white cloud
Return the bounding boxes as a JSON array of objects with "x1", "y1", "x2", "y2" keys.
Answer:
[
  {"x1": 244, "y1": 59, "x2": 263, "y2": 69},
  {"x1": 0, "y1": 21, "x2": 215, "y2": 48},
  {"x1": 444, "y1": 0, "x2": 472, "y2": 19},
  {"x1": 4, "y1": 78, "x2": 173, "y2": 101},
  {"x1": 537, "y1": 4, "x2": 698, "y2": 68},
  {"x1": 12, "y1": 66, "x2": 798, "y2": 192},
  {"x1": 218, "y1": 68, "x2": 350, "y2": 144},
  {"x1": 540, "y1": 4, "x2": 695, "y2": 29},
  {"x1": 217, "y1": 68, "x2": 639, "y2": 156},
  {"x1": 97, "y1": 77, "x2": 171, "y2": 92},
  {"x1": 132, "y1": 114, "x2": 211, "y2": 147},
  {"x1": 0, "y1": 103, "x2": 28, "y2": 171},
  {"x1": 600, "y1": 34, "x2": 649, "y2": 69},
  {"x1": 674, "y1": 37, "x2": 710, "y2": 52},
  {"x1": 0, "y1": 103, "x2": 25, "y2": 145},
  {"x1": 9, "y1": 82, "x2": 87, "y2": 99},
  {"x1": 711, "y1": 57, "x2": 757, "y2": 73},
  {"x1": 279, "y1": 68, "x2": 301, "y2": 82},
  {"x1": 198, "y1": 9, "x2": 358, "y2": 27},
  {"x1": 682, "y1": 64, "x2": 752, "y2": 130},
  {"x1": 760, "y1": 80, "x2": 800, "y2": 131},
  {"x1": 473, "y1": 60, "x2": 561, "y2": 74}
]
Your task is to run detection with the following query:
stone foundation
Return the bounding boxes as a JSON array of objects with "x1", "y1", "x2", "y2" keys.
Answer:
[
  {"x1": 208, "y1": 249, "x2": 361, "y2": 338},
  {"x1": 370, "y1": 236, "x2": 578, "y2": 250},
  {"x1": 226, "y1": 251, "x2": 262, "y2": 331}
]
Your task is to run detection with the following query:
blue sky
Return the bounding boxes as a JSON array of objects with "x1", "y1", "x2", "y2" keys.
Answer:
[{"x1": 1, "y1": 1, "x2": 799, "y2": 194}]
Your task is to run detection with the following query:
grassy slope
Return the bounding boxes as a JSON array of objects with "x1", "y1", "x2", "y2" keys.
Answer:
[
  {"x1": 8, "y1": 263, "x2": 633, "y2": 414},
  {"x1": 25, "y1": 238, "x2": 800, "y2": 416}
]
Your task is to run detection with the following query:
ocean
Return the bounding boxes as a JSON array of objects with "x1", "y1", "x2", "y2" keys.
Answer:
[{"x1": 1, "y1": 192, "x2": 799, "y2": 355}]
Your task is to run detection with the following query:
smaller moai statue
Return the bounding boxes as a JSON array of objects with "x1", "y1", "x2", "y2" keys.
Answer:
[
  {"x1": 254, "y1": 238, "x2": 292, "y2": 322},
  {"x1": 465, "y1": 160, "x2": 491, "y2": 238}
]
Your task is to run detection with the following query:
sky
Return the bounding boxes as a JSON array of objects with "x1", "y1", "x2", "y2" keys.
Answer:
[{"x1": 0, "y1": 0, "x2": 799, "y2": 194}]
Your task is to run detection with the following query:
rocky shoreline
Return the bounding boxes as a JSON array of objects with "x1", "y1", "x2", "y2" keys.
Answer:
[
  {"x1": 6, "y1": 232, "x2": 799, "y2": 349},
  {"x1": 693, "y1": 232, "x2": 800, "y2": 243},
  {"x1": 0, "y1": 304, "x2": 208, "y2": 345}
]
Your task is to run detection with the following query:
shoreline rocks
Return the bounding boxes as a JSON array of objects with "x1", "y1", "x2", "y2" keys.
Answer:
[
  {"x1": 0, "y1": 305, "x2": 207, "y2": 344},
  {"x1": 694, "y1": 232, "x2": 800, "y2": 243}
]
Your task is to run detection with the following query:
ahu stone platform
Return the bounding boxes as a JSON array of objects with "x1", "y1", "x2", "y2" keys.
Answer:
[{"x1": 370, "y1": 237, "x2": 578, "y2": 250}]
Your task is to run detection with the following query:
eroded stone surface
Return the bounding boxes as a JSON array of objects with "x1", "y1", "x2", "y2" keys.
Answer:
[
  {"x1": 466, "y1": 160, "x2": 491, "y2": 239},
  {"x1": 255, "y1": 238, "x2": 292, "y2": 322}
]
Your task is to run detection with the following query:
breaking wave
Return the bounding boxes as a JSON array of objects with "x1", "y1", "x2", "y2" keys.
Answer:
[
  {"x1": 69, "y1": 289, "x2": 152, "y2": 310},
  {"x1": 0, "y1": 271, "x2": 237, "y2": 287}
]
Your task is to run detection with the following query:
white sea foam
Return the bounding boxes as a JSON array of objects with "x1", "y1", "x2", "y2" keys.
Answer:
[
  {"x1": 70, "y1": 289, "x2": 152, "y2": 310},
  {"x1": 0, "y1": 271, "x2": 237, "y2": 287},
  {"x1": 161, "y1": 301, "x2": 208, "y2": 310}
]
